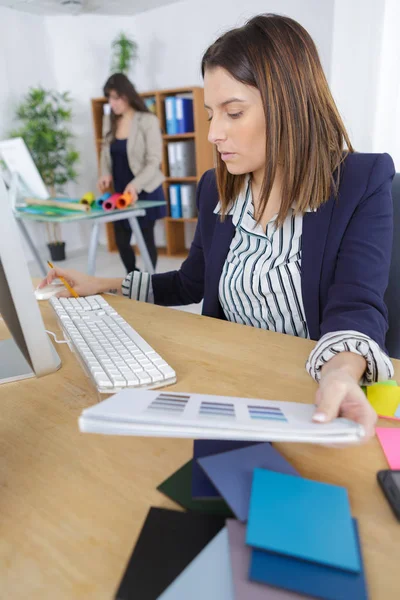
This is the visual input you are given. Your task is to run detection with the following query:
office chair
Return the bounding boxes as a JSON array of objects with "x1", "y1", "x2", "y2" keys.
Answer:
[{"x1": 385, "y1": 172, "x2": 400, "y2": 359}]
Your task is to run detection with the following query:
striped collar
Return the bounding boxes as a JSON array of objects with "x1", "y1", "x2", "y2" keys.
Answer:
[{"x1": 213, "y1": 176, "x2": 317, "y2": 227}]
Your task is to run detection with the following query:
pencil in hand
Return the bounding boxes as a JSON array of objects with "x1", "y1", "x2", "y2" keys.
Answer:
[{"x1": 47, "y1": 261, "x2": 80, "y2": 298}]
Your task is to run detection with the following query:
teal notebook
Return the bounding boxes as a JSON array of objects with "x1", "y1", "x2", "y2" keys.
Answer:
[{"x1": 246, "y1": 469, "x2": 360, "y2": 573}]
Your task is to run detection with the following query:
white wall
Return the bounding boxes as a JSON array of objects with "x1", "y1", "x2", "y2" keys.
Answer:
[
  {"x1": 0, "y1": 6, "x2": 58, "y2": 255},
  {"x1": 330, "y1": 0, "x2": 386, "y2": 152},
  {"x1": 0, "y1": 6, "x2": 55, "y2": 138},
  {"x1": 43, "y1": 0, "x2": 335, "y2": 250},
  {"x1": 373, "y1": 0, "x2": 400, "y2": 168}
]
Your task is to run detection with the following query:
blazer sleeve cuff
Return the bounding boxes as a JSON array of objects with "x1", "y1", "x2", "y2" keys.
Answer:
[
  {"x1": 131, "y1": 178, "x2": 144, "y2": 195},
  {"x1": 306, "y1": 330, "x2": 394, "y2": 384},
  {"x1": 121, "y1": 271, "x2": 154, "y2": 303}
]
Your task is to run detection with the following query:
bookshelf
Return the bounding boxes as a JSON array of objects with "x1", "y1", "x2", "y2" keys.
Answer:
[{"x1": 91, "y1": 86, "x2": 214, "y2": 255}]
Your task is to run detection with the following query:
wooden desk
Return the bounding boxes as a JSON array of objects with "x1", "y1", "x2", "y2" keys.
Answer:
[{"x1": 0, "y1": 296, "x2": 399, "y2": 599}]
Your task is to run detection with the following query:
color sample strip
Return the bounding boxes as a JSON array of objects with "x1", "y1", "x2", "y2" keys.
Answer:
[
  {"x1": 199, "y1": 401, "x2": 235, "y2": 418},
  {"x1": 248, "y1": 405, "x2": 287, "y2": 421},
  {"x1": 147, "y1": 393, "x2": 190, "y2": 414}
]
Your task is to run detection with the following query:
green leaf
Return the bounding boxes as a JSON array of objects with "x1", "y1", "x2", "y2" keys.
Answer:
[
  {"x1": 110, "y1": 31, "x2": 138, "y2": 75},
  {"x1": 11, "y1": 86, "x2": 80, "y2": 193}
]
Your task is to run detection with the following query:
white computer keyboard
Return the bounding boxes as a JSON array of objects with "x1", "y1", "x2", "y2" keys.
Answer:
[{"x1": 49, "y1": 295, "x2": 176, "y2": 394}]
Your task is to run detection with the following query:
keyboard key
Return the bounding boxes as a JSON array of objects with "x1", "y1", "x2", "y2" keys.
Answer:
[
  {"x1": 136, "y1": 371, "x2": 152, "y2": 385},
  {"x1": 159, "y1": 365, "x2": 176, "y2": 378},
  {"x1": 94, "y1": 374, "x2": 113, "y2": 388}
]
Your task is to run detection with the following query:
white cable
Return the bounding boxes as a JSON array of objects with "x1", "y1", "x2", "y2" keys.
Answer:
[
  {"x1": 2, "y1": 314, "x2": 67, "y2": 345},
  {"x1": 2, "y1": 315, "x2": 67, "y2": 345},
  {"x1": 45, "y1": 330, "x2": 69, "y2": 344}
]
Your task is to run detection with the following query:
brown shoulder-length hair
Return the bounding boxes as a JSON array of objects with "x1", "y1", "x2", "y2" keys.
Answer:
[
  {"x1": 201, "y1": 14, "x2": 354, "y2": 225},
  {"x1": 103, "y1": 73, "x2": 150, "y2": 141}
]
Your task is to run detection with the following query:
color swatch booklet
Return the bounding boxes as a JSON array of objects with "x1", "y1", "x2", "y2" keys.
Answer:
[{"x1": 79, "y1": 389, "x2": 365, "y2": 444}]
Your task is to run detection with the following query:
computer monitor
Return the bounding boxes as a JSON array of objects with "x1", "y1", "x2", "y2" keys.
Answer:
[
  {"x1": 0, "y1": 137, "x2": 49, "y2": 202},
  {"x1": 0, "y1": 175, "x2": 61, "y2": 384}
]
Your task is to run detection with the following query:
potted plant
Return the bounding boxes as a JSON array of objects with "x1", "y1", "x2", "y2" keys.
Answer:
[
  {"x1": 11, "y1": 87, "x2": 79, "y2": 261},
  {"x1": 111, "y1": 32, "x2": 138, "y2": 75}
]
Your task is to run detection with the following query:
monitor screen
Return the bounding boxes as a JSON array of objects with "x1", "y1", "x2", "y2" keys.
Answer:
[
  {"x1": 0, "y1": 258, "x2": 32, "y2": 369},
  {"x1": 0, "y1": 137, "x2": 49, "y2": 200},
  {"x1": 0, "y1": 175, "x2": 60, "y2": 382}
]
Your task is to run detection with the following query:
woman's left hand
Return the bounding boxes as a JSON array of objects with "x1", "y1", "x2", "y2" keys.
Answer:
[
  {"x1": 313, "y1": 369, "x2": 377, "y2": 442},
  {"x1": 124, "y1": 182, "x2": 138, "y2": 204}
]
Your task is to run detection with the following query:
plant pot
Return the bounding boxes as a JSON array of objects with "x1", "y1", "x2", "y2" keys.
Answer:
[{"x1": 47, "y1": 242, "x2": 66, "y2": 262}]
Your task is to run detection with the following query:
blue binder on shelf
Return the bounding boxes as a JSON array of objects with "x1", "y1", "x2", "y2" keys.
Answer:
[
  {"x1": 176, "y1": 97, "x2": 194, "y2": 133},
  {"x1": 165, "y1": 97, "x2": 178, "y2": 135},
  {"x1": 169, "y1": 184, "x2": 182, "y2": 218}
]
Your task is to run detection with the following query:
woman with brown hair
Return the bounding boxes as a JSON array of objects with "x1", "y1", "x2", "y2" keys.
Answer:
[
  {"x1": 99, "y1": 73, "x2": 166, "y2": 272},
  {"x1": 42, "y1": 14, "x2": 395, "y2": 442}
]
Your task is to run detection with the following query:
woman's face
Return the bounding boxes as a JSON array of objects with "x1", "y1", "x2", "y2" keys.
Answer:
[
  {"x1": 108, "y1": 90, "x2": 130, "y2": 116},
  {"x1": 204, "y1": 67, "x2": 266, "y2": 177}
]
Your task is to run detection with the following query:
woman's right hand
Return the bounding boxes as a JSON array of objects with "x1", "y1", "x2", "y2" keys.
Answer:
[
  {"x1": 39, "y1": 267, "x2": 104, "y2": 298},
  {"x1": 98, "y1": 174, "x2": 113, "y2": 193}
]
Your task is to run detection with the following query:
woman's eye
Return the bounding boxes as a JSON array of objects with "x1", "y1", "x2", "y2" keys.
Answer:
[
  {"x1": 207, "y1": 115, "x2": 212, "y2": 122},
  {"x1": 228, "y1": 112, "x2": 243, "y2": 119}
]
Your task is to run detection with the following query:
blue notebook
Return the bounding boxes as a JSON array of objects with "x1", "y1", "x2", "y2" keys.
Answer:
[
  {"x1": 198, "y1": 442, "x2": 299, "y2": 521},
  {"x1": 249, "y1": 519, "x2": 367, "y2": 600},
  {"x1": 175, "y1": 97, "x2": 194, "y2": 133},
  {"x1": 169, "y1": 184, "x2": 182, "y2": 218},
  {"x1": 165, "y1": 96, "x2": 178, "y2": 134},
  {"x1": 158, "y1": 527, "x2": 234, "y2": 600},
  {"x1": 227, "y1": 519, "x2": 309, "y2": 600},
  {"x1": 246, "y1": 469, "x2": 360, "y2": 573},
  {"x1": 192, "y1": 440, "x2": 258, "y2": 499}
]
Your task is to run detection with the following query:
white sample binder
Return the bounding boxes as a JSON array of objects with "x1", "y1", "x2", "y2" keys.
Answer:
[{"x1": 79, "y1": 389, "x2": 365, "y2": 445}]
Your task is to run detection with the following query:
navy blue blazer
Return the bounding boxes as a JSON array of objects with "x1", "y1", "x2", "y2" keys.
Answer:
[{"x1": 153, "y1": 153, "x2": 395, "y2": 350}]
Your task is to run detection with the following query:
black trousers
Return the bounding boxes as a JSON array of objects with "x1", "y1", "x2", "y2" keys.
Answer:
[{"x1": 113, "y1": 219, "x2": 157, "y2": 273}]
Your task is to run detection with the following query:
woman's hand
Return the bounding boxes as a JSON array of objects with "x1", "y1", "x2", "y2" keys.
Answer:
[
  {"x1": 313, "y1": 357, "x2": 377, "y2": 442},
  {"x1": 98, "y1": 174, "x2": 113, "y2": 193},
  {"x1": 39, "y1": 267, "x2": 105, "y2": 298},
  {"x1": 124, "y1": 182, "x2": 138, "y2": 204}
]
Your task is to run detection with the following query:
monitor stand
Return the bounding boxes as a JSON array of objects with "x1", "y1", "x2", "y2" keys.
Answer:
[{"x1": 0, "y1": 338, "x2": 60, "y2": 384}]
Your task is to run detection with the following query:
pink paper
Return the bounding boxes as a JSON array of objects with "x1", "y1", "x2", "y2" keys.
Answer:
[{"x1": 376, "y1": 427, "x2": 400, "y2": 469}]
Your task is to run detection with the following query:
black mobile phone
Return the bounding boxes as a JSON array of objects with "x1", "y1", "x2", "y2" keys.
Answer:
[{"x1": 377, "y1": 470, "x2": 400, "y2": 522}]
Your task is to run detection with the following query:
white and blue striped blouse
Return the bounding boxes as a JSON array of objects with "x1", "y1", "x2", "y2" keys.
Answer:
[
  {"x1": 217, "y1": 179, "x2": 308, "y2": 338},
  {"x1": 122, "y1": 177, "x2": 393, "y2": 384}
]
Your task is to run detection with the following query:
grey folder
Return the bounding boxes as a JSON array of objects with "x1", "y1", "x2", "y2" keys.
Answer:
[
  {"x1": 226, "y1": 520, "x2": 309, "y2": 600},
  {"x1": 175, "y1": 140, "x2": 196, "y2": 176},
  {"x1": 180, "y1": 184, "x2": 197, "y2": 218},
  {"x1": 198, "y1": 442, "x2": 299, "y2": 521}
]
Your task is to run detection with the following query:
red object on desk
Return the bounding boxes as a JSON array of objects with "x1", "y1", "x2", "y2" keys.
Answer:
[{"x1": 102, "y1": 193, "x2": 120, "y2": 211}]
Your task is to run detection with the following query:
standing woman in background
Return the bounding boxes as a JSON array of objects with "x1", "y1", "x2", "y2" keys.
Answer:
[{"x1": 98, "y1": 73, "x2": 166, "y2": 273}]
